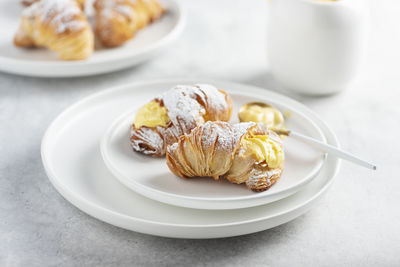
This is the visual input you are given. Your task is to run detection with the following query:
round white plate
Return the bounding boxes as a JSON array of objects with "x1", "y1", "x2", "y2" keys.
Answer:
[
  {"x1": 101, "y1": 92, "x2": 326, "y2": 210},
  {"x1": 0, "y1": 0, "x2": 184, "y2": 77},
  {"x1": 41, "y1": 79, "x2": 341, "y2": 239}
]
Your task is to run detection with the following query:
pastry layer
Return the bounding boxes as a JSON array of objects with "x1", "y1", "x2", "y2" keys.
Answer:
[
  {"x1": 166, "y1": 121, "x2": 284, "y2": 192},
  {"x1": 130, "y1": 84, "x2": 233, "y2": 156}
]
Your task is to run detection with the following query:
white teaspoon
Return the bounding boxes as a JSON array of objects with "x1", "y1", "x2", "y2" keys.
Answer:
[
  {"x1": 239, "y1": 102, "x2": 377, "y2": 170},
  {"x1": 274, "y1": 129, "x2": 376, "y2": 170}
]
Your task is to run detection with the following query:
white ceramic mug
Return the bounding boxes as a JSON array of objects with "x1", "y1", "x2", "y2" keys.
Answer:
[{"x1": 266, "y1": 0, "x2": 367, "y2": 95}]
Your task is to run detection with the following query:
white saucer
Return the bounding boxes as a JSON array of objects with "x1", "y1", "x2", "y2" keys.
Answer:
[
  {"x1": 0, "y1": 0, "x2": 184, "y2": 77},
  {"x1": 100, "y1": 91, "x2": 326, "y2": 210},
  {"x1": 41, "y1": 80, "x2": 341, "y2": 238}
]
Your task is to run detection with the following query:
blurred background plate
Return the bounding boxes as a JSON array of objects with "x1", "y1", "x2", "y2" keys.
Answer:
[
  {"x1": 41, "y1": 79, "x2": 341, "y2": 238},
  {"x1": 0, "y1": 0, "x2": 185, "y2": 77}
]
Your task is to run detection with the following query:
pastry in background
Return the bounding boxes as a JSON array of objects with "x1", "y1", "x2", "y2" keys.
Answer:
[
  {"x1": 93, "y1": 0, "x2": 164, "y2": 47},
  {"x1": 166, "y1": 121, "x2": 284, "y2": 192},
  {"x1": 14, "y1": 0, "x2": 94, "y2": 60},
  {"x1": 21, "y1": 0, "x2": 38, "y2": 6},
  {"x1": 21, "y1": 0, "x2": 86, "y2": 8},
  {"x1": 131, "y1": 84, "x2": 233, "y2": 157}
]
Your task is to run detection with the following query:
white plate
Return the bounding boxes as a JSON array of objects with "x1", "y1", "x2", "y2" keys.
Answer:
[
  {"x1": 0, "y1": 0, "x2": 184, "y2": 77},
  {"x1": 100, "y1": 93, "x2": 326, "y2": 210},
  {"x1": 41, "y1": 79, "x2": 341, "y2": 238}
]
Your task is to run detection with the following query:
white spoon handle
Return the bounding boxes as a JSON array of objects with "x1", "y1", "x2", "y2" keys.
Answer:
[{"x1": 289, "y1": 131, "x2": 377, "y2": 170}]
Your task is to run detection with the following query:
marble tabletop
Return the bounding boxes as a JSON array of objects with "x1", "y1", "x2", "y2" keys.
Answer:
[{"x1": 1, "y1": 0, "x2": 399, "y2": 266}]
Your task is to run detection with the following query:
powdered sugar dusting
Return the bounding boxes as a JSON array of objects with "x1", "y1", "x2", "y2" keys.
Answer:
[
  {"x1": 200, "y1": 122, "x2": 234, "y2": 152},
  {"x1": 232, "y1": 122, "x2": 255, "y2": 145},
  {"x1": 167, "y1": 121, "x2": 284, "y2": 191},
  {"x1": 131, "y1": 84, "x2": 231, "y2": 156},
  {"x1": 22, "y1": 0, "x2": 86, "y2": 34},
  {"x1": 131, "y1": 126, "x2": 164, "y2": 155},
  {"x1": 168, "y1": 142, "x2": 179, "y2": 153},
  {"x1": 55, "y1": 20, "x2": 86, "y2": 33},
  {"x1": 22, "y1": 2, "x2": 40, "y2": 18},
  {"x1": 160, "y1": 84, "x2": 230, "y2": 134},
  {"x1": 115, "y1": 5, "x2": 134, "y2": 17},
  {"x1": 200, "y1": 121, "x2": 219, "y2": 148},
  {"x1": 161, "y1": 85, "x2": 206, "y2": 133},
  {"x1": 246, "y1": 168, "x2": 281, "y2": 189},
  {"x1": 97, "y1": 0, "x2": 137, "y2": 18},
  {"x1": 195, "y1": 84, "x2": 228, "y2": 113}
]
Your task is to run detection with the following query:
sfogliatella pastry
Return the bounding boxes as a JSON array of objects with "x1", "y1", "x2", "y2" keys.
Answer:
[
  {"x1": 131, "y1": 84, "x2": 233, "y2": 157},
  {"x1": 14, "y1": 0, "x2": 94, "y2": 60},
  {"x1": 166, "y1": 121, "x2": 284, "y2": 192},
  {"x1": 94, "y1": 0, "x2": 164, "y2": 47}
]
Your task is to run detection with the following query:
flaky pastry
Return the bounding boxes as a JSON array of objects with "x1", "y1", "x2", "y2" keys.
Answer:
[
  {"x1": 93, "y1": 0, "x2": 164, "y2": 47},
  {"x1": 14, "y1": 0, "x2": 94, "y2": 60},
  {"x1": 166, "y1": 121, "x2": 284, "y2": 192},
  {"x1": 130, "y1": 84, "x2": 233, "y2": 157}
]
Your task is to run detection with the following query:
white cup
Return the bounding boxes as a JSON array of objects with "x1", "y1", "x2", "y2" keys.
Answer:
[{"x1": 266, "y1": 0, "x2": 367, "y2": 95}]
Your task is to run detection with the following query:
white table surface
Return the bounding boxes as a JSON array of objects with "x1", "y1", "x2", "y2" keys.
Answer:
[{"x1": 1, "y1": 0, "x2": 399, "y2": 266}]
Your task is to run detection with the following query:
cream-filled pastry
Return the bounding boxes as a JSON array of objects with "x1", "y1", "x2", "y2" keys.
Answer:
[
  {"x1": 239, "y1": 130, "x2": 284, "y2": 169},
  {"x1": 130, "y1": 84, "x2": 233, "y2": 157},
  {"x1": 166, "y1": 121, "x2": 284, "y2": 192}
]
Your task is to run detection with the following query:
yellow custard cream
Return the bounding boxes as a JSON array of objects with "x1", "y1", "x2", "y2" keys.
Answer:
[
  {"x1": 239, "y1": 104, "x2": 284, "y2": 129},
  {"x1": 241, "y1": 134, "x2": 284, "y2": 169},
  {"x1": 134, "y1": 101, "x2": 170, "y2": 128}
]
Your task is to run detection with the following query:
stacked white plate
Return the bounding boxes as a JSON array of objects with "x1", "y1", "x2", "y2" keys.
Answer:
[{"x1": 41, "y1": 80, "x2": 341, "y2": 238}]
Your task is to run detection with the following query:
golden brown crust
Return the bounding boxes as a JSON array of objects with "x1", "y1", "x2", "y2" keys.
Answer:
[
  {"x1": 14, "y1": 0, "x2": 94, "y2": 60},
  {"x1": 21, "y1": 0, "x2": 37, "y2": 6},
  {"x1": 94, "y1": 0, "x2": 165, "y2": 47},
  {"x1": 130, "y1": 125, "x2": 165, "y2": 156},
  {"x1": 166, "y1": 122, "x2": 284, "y2": 192},
  {"x1": 244, "y1": 162, "x2": 284, "y2": 192},
  {"x1": 130, "y1": 84, "x2": 233, "y2": 157}
]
